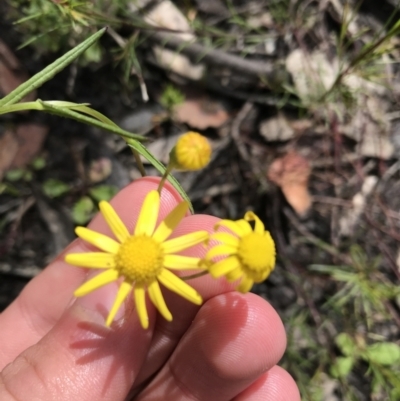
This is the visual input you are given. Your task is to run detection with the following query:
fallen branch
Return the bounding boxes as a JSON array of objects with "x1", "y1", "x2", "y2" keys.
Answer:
[{"x1": 146, "y1": 31, "x2": 276, "y2": 77}]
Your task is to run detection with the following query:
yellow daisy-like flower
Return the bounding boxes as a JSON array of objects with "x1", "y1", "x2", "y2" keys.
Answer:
[
  {"x1": 204, "y1": 212, "x2": 276, "y2": 293},
  {"x1": 65, "y1": 190, "x2": 208, "y2": 329},
  {"x1": 170, "y1": 131, "x2": 211, "y2": 171}
]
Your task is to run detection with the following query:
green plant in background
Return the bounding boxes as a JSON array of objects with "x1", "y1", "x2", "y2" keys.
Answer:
[
  {"x1": 7, "y1": 0, "x2": 132, "y2": 54},
  {"x1": 72, "y1": 185, "x2": 118, "y2": 224},
  {"x1": 311, "y1": 245, "x2": 400, "y2": 328},
  {"x1": 305, "y1": 245, "x2": 400, "y2": 399},
  {"x1": 332, "y1": 332, "x2": 400, "y2": 399},
  {"x1": 159, "y1": 84, "x2": 185, "y2": 112}
]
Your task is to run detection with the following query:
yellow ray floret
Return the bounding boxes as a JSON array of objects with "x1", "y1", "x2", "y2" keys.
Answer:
[
  {"x1": 204, "y1": 211, "x2": 276, "y2": 293},
  {"x1": 65, "y1": 190, "x2": 208, "y2": 329}
]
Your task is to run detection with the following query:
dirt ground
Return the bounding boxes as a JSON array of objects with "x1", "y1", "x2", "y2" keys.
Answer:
[{"x1": 1, "y1": 1, "x2": 400, "y2": 400}]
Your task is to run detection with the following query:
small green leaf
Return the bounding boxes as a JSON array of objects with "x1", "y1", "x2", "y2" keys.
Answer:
[
  {"x1": 42, "y1": 179, "x2": 71, "y2": 198},
  {"x1": 5, "y1": 168, "x2": 26, "y2": 182},
  {"x1": 82, "y1": 42, "x2": 103, "y2": 64},
  {"x1": 160, "y1": 84, "x2": 185, "y2": 110},
  {"x1": 335, "y1": 333, "x2": 356, "y2": 357},
  {"x1": 365, "y1": 342, "x2": 400, "y2": 366},
  {"x1": 330, "y1": 356, "x2": 354, "y2": 378},
  {"x1": 72, "y1": 197, "x2": 95, "y2": 225},
  {"x1": 31, "y1": 156, "x2": 46, "y2": 170},
  {"x1": 89, "y1": 185, "x2": 118, "y2": 202},
  {"x1": 24, "y1": 170, "x2": 33, "y2": 182}
]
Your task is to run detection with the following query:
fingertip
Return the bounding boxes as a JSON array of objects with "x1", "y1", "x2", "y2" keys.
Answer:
[
  {"x1": 197, "y1": 292, "x2": 287, "y2": 376},
  {"x1": 234, "y1": 365, "x2": 301, "y2": 401}
]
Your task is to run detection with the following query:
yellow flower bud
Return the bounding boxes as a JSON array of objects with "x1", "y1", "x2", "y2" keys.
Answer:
[{"x1": 170, "y1": 132, "x2": 211, "y2": 171}]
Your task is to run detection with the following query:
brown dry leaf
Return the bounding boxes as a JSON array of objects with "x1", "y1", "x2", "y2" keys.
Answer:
[
  {"x1": 267, "y1": 151, "x2": 312, "y2": 216},
  {"x1": 173, "y1": 97, "x2": 229, "y2": 129},
  {"x1": 10, "y1": 123, "x2": 49, "y2": 168},
  {"x1": 0, "y1": 130, "x2": 19, "y2": 180},
  {"x1": 0, "y1": 124, "x2": 48, "y2": 180},
  {"x1": 88, "y1": 157, "x2": 112, "y2": 183},
  {"x1": 0, "y1": 39, "x2": 36, "y2": 101}
]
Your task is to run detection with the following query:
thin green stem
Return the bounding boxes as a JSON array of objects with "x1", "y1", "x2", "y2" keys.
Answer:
[
  {"x1": 157, "y1": 162, "x2": 174, "y2": 194},
  {"x1": 132, "y1": 149, "x2": 147, "y2": 177},
  {"x1": 181, "y1": 270, "x2": 209, "y2": 281}
]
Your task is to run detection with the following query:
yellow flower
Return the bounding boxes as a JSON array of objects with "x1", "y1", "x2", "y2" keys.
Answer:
[
  {"x1": 65, "y1": 190, "x2": 208, "y2": 329},
  {"x1": 204, "y1": 212, "x2": 276, "y2": 293},
  {"x1": 170, "y1": 131, "x2": 211, "y2": 171}
]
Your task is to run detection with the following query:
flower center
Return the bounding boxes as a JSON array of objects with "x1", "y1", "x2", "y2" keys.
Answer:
[
  {"x1": 237, "y1": 232, "x2": 275, "y2": 281},
  {"x1": 115, "y1": 235, "x2": 164, "y2": 285}
]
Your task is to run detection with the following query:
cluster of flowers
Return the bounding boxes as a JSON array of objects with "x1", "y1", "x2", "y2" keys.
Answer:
[{"x1": 65, "y1": 132, "x2": 276, "y2": 329}]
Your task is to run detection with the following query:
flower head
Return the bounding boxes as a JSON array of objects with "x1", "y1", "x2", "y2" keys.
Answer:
[
  {"x1": 170, "y1": 131, "x2": 211, "y2": 171},
  {"x1": 204, "y1": 212, "x2": 276, "y2": 293},
  {"x1": 65, "y1": 190, "x2": 208, "y2": 329}
]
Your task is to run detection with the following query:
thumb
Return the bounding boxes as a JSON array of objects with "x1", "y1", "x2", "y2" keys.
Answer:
[
  {"x1": 0, "y1": 177, "x2": 184, "y2": 400},
  {"x1": 0, "y1": 292, "x2": 153, "y2": 401}
]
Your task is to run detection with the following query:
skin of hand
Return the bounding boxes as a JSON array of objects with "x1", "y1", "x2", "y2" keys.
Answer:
[{"x1": 0, "y1": 177, "x2": 300, "y2": 401}]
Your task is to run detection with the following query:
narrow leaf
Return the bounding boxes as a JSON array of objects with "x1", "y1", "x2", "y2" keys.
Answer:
[
  {"x1": 0, "y1": 28, "x2": 107, "y2": 107},
  {"x1": 38, "y1": 101, "x2": 146, "y2": 141}
]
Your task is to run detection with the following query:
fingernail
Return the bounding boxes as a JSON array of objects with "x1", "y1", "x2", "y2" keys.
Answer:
[{"x1": 73, "y1": 274, "x2": 126, "y2": 326}]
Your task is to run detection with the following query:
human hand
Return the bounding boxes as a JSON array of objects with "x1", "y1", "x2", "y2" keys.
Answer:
[{"x1": 0, "y1": 178, "x2": 300, "y2": 401}]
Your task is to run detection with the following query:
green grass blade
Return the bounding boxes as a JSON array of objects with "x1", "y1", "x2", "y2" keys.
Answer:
[
  {"x1": 41, "y1": 101, "x2": 120, "y2": 127},
  {"x1": 0, "y1": 28, "x2": 107, "y2": 108},
  {"x1": 38, "y1": 101, "x2": 146, "y2": 141},
  {"x1": 125, "y1": 139, "x2": 193, "y2": 212}
]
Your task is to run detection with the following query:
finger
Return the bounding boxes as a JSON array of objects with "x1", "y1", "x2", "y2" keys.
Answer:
[
  {"x1": 132, "y1": 213, "x2": 236, "y2": 387},
  {"x1": 233, "y1": 366, "x2": 301, "y2": 401},
  {"x1": 0, "y1": 177, "x2": 183, "y2": 369},
  {"x1": 0, "y1": 294, "x2": 154, "y2": 401},
  {"x1": 135, "y1": 292, "x2": 287, "y2": 401}
]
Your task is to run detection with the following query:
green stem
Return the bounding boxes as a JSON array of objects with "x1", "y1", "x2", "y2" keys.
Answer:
[
  {"x1": 0, "y1": 100, "x2": 146, "y2": 141},
  {"x1": 132, "y1": 149, "x2": 147, "y2": 177},
  {"x1": 157, "y1": 162, "x2": 174, "y2": 194},
  {"x1": 181, "y1": 270, "x2": 209, "y2": 281}
]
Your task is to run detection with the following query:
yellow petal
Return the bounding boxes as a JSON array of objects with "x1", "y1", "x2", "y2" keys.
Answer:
[
  {"x1": 226, "y1": 267, "x2": 243, "y2": 282},
  {"x1": 148, "y1": 281, "x2": 172, "y2": 321},
  {"x1": 164, "y1": 255, "x2": 201, "y2": 270},
  {"x1": 135, "y1": 190, "x2": 160, "y2": 236},
  {"x1": 65, "y1": 252, "x2": 115, "y2": 268},
  {"x1": 236, "y1": 276, "x2": 253, "y2": 293},
  {"x1": 235, "y1": 219, "x2": 253, "y2": 235},
  {"x1": 215, "y1": 219, "x2": 246, "y2": 237},
  {"x1": 244, "y1": 211, "x2": 265, "y2": 234},
  {"x1": 75, "y1": 227, "x2": 120, "y2": 254},
  {"x1": 158, "y1": 269, "x2": 202, "y2": 305},
  {"x1": 99, "y1": 201, "x2": 129, "y2": 243},
  {"x1": 105, "y1": 281, "x2": 132, "y2": 327},
  {"x1": 209, "y1": 232, "x2": 239, "y2": 248},
  {"x1": 134, "y1": 285, "x2": 149, "y2": 329},
  {"x1": 206, "y1": 244, "x2": 237, "y2": 260},
  {"x1": 74, "y1": 269, "x2": 119, "y2": 297},
  {"x1": 209, "y1": 255, "x2": 240, "y2": 278},
  {"x1": 152, "y1": 200, "x2": 188, "y2": 243},
  {"x1": 162, "y1": 231, "x2": 209, "y2": 254}
]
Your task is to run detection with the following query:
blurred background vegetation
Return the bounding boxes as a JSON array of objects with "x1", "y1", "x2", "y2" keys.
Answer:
[{"x1": 1, "y1": 1, "x2": 400, "y2": 400}]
